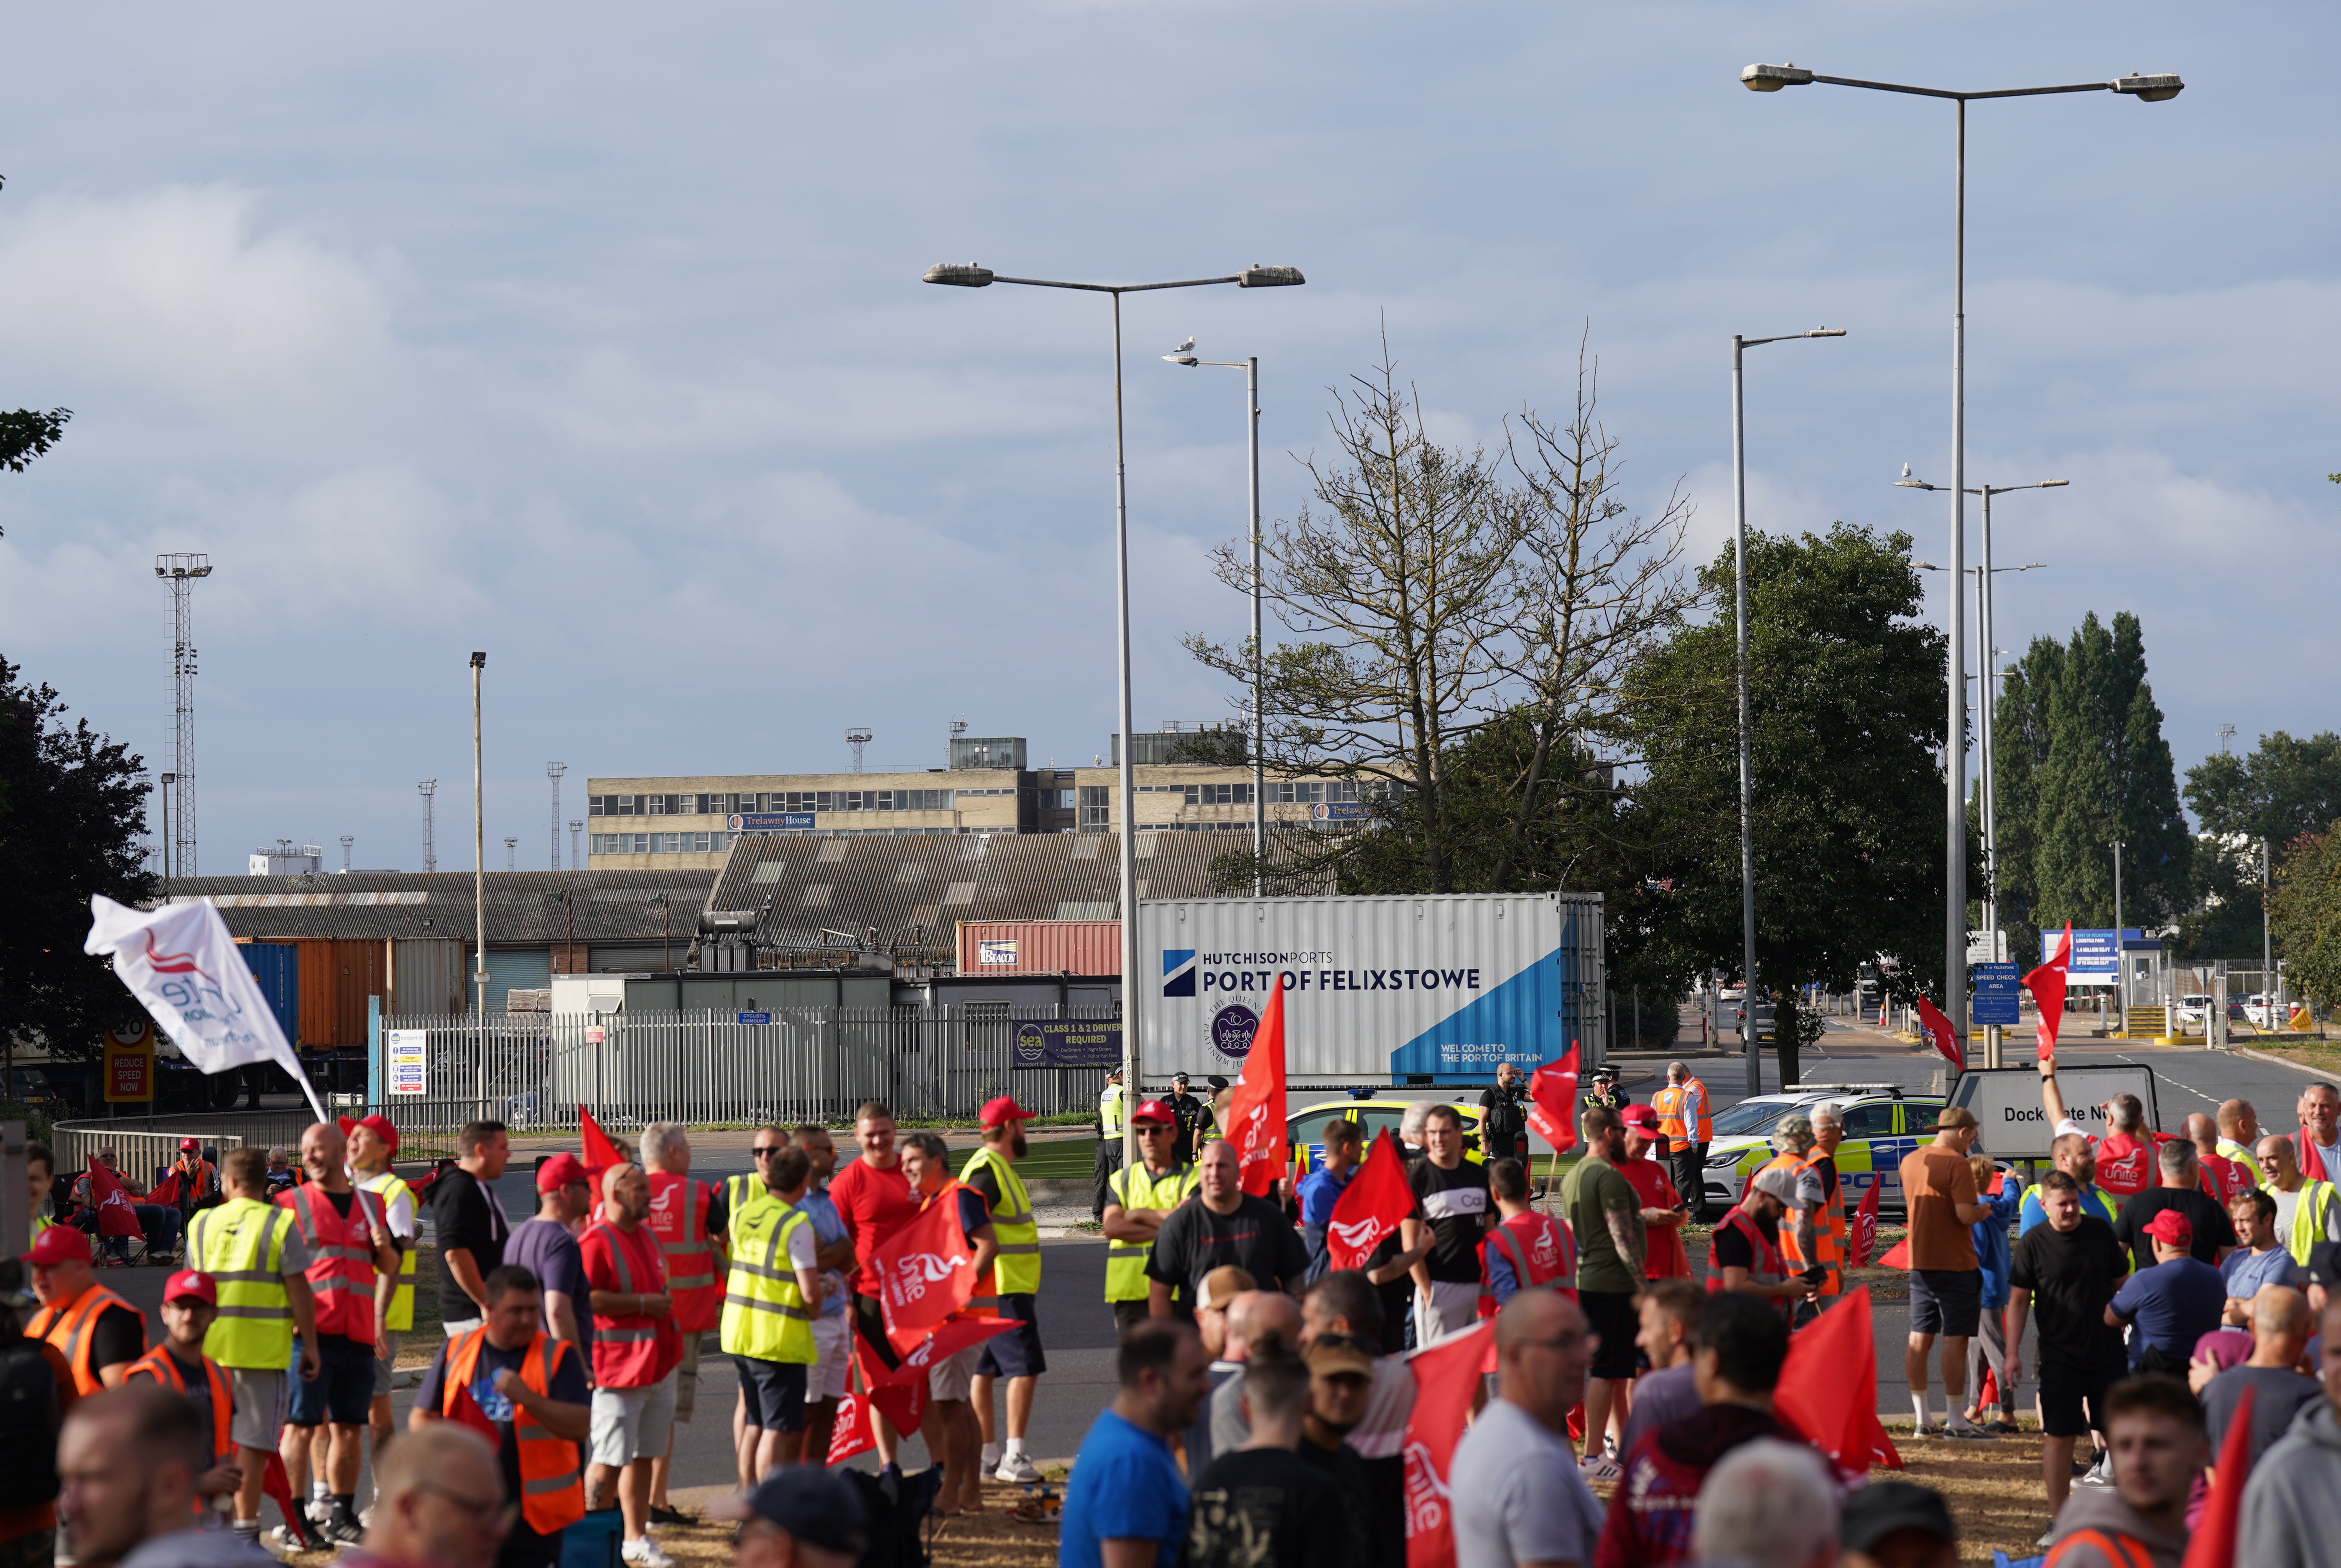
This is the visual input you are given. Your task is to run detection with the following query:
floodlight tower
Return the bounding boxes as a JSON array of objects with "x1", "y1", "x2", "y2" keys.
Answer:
[
  {"x1": 154, "y1": 553, "x2": 212, "y2": 876},
  {"x1": 847, "y1": 728, "x2": 873, "y2": 774},
  {"x1": 547, "y1": 762, "x2": 567, "y2": 870},
  {"x1": 419, "y1": 780, "x2": 438, "y2": 872},
  {"x1": 339, "y1": 835, "x2": 353, "y2": 872},
  {"x1": 569, "y1": 820, "x2": 583, "y2": 869}
]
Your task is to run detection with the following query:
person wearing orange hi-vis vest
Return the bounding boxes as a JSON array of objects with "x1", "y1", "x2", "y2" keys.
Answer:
[{"x1": 1650, "y1": 1061, "x2": 1714, "y2": 1222}]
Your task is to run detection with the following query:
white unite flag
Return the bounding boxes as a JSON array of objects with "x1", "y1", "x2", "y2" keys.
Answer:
[{"x1": 84, "y1": 894, "x2": 329, "y2": 1120}]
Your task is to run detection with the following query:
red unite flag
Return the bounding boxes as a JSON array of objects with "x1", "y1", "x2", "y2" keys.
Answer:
[
  {"x1": 826, "y1": 1390, "x2": 876, "y2": 1465},
  {"x1": 1328, "y1": 1130, "x2": 1415, "y2": 1270},
  {"x1": 1403, "y1": 1319, "x2": 1497, "y2": 1568},
  {"x1": 1526, "y1": 1044, "x2": 1581, "y2": 1153},
  {"x1": 1847, "y1": 1176, "x2": 1882, "y2": 1268},
  {"x1": 1774, "y1": 1286, "x2": 1902, "y2": 1480},
  {"x1": 870, "y1": 1186, "x2": 978, "y2": 1339},
  {"x1": 579, "y1": 1105, "x2": 625, "y2": 1178},
  {"x1": 1223, "y1": 973, "x2": 1289, "y2": 1197},
  {"x1": 878, "y1": 1316, "x2": 1019, "y2": 1388},
  {"x1": 1913, "y1": 997, "x2": 1964, "y2": 1074},
  {"x1": 2025, "y1": 922, "x2": 2073, "y2": 1061},
  {"x1": 2182, "y1": 1385, "x2": 2257, "y2": 1568},
  {"x1": 854, "y1": 1334, "x2": 926, "y2": 1438},
  {"x1": 87, "y1": 1161, "x2": 144, "y2": 1238}
]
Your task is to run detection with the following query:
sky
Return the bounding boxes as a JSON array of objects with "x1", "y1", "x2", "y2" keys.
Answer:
[{"x1": 1, "y1": 3, "x2": 2332, "y2": 876}]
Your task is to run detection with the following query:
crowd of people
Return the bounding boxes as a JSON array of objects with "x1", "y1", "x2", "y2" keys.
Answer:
[{"x1": 20, "y1": 1058, "x2": 2341, "y2": 1568}]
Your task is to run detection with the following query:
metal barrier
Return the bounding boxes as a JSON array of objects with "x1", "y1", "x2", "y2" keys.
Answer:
[
  {"x1": 373, "y1": 1006, "x2": 1119, "y2": 1145},
  {"x1": 49, "y1": 1110, "x2": 311, "y2": 1187}
]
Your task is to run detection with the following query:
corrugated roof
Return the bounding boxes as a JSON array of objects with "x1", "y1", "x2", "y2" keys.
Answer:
[
  {"x1": 706, "y1": 830, "x2": 1331, "y2": 952},
  {"x1": 159, "y1": 871, "x2": 714, "y2": 943}
]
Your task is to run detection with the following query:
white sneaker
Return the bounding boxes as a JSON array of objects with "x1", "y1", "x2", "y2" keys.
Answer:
[
  {"x1": 995, "y1": 1451, "x2": 1043, "y2": 1484},
  {"x1": 622, "y1": 1539, "x2": 675, "y2": 1568},
  {"x1": 2078, "y1": 1451, "x2": 2114, "y2": 1486},
  {"x1": 1577, "y1": 1454, "x2": 1622, "y2": 1484}
]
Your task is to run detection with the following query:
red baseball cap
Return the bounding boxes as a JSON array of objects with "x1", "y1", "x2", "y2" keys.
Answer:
[
  {"x1": 179, "y1": 1137, "x2": 201, "y2": 1153},
  {"x1": 537, "y1": 1153, "x2": 592, "y2": 1192},
  {"x1": 164, "y1": 1269, "x2": 219, "y2": 1305},
  {"x1": 1619, "y1": 1104, "x2": 1662, "y2": 1130},
  {"x1": 979, "y1": 1095, "x2": 1036, "y2": 1129},
  {"x1": 1132, "y1": 1099, "x2": 1176, "y2": 1126},
  {"x1": 354, "y1": 1114, "x2": 400, "y2": 1154},
  {"x1": 28, "y1": 1225, "x2": 92, "y2": 1267},
  {"x1": 2144, "y1": 1209, "x2": 2194, "y2": 1246}
]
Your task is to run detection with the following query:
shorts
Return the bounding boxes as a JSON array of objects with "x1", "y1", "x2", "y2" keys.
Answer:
[
  {"x1": 228, "y1": 1367, "x2": 287, "y2": 1450},
  {"x1": 2039, "y1": 1354, "x2": 2123, "y2": 1438},
  {"x1": 851, "y1": 1293, "x2": 901, "y2": 1373},
  {"x1": 372, "y1": 1331, "x2": 401, "y2": 1399},
  {"x1": 977, "y1": 1293, "x2": 1047, "y2": 1379},
  {"x1": 1413, "y1": 1280, "x2": 1483, "y2": 1344},
  {"x1": 288, "y1": 1336, "x2": 375, "y2": 1427},
  {"x1": 737, "y1": 1357, "x2": 808, "y2": 1433},
  {"x1": 1909, "y1": 1268, "x2": 1982, "y2": 1337},
  {"x1": 444, "y1": 1318, "x2": 483, "y2": 1338},
  {"x1": 673, "y1": 1333, "x2": 703, "y2": 1423},
  {"x1": 1579, "y1": 1289, "x2": 1640, "y2": 1382},
  {"x1": 589, "y1": 1370, "x2": 679, "y2": 1467},
  {"x1": 810, "y1": 1313, "x2": 851, "y2": 1404},
  {"x1": 929, "y1": 1342, "x2": 983, "y2": 1403}
]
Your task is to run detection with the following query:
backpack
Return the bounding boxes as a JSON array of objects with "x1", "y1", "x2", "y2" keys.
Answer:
[
  {"x1": 0, "y1": 1340, "x2": 61, "y2": 1510},
  {"x1": 848, "y1": 1465, "x2": 944, "y2": 1568}
]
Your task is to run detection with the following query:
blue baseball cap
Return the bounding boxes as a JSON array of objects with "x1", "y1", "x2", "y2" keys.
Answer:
[{"x1": 710, "y1": 1468, "x2": 866, "y2": 1554}]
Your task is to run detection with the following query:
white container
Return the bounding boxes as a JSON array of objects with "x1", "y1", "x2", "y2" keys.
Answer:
[{"x1": 1135, "y1": 893, "x2": 1604, "y2": 1088}]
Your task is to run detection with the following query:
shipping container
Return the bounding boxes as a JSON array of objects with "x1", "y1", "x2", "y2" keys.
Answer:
[
  {"x1": 1135, "y1": 893, "x2": 1604, "y2": 1088},
  {"x1": 236, "y1": 940, "x2": 301, "y2": 1048},
  {"x1": 285, "y1": 937, "x2": 388, "y2": 1049},
  {"x1": 955, "y1": 919, "x2": 1122, "y2": 976},
  {"x1": 388, "y1": 939, "x2": 468, "y2": 1017}
]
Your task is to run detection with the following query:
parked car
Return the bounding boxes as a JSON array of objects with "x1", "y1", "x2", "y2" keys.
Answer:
[
  {"x1": 1699, "y1": 1083, "x2": 2007, "y2": 1216},
  {"x1": 1285, "y1": 1094, "x2": 1488, "y2": 1185}
]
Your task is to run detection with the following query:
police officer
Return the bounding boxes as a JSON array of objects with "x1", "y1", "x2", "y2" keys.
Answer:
[
  {"x1": 1093, "y1": 1067, "x2": 1127, "y2": 1222},
  {"x1": 1581, "y1": 1067, "x2": 1625, "y2": 1115},
  {"x1": 1479, "y1": 1063, "x2": 1530, "y2": 1165},
  {"x1": 1164, "y1": 1072, "x2": 1214, "y2": 1165}
]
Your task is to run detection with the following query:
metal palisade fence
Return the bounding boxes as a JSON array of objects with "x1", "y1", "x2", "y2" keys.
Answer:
[{"x1": 375, "y1": 1006, "x2": 1119, "y2": 1147}]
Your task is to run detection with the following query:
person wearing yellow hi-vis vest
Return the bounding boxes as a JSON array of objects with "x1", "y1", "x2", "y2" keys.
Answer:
[
  {"x1": 346, "y1": 1112, "x2": 416, "y2": 1461},
  {"x1": 2252, "y1": 1135, "x2": 2341, "y2": 1265},
  {"x1": 1092, "y1": 1067, "x2": 1127, "y2": 1222},
  {"x1": 1100, "y1": 1099, "x2": 1200, "y2": 1330},
  {"x1": 721, "y1": 1140, "x2": 821, "y2": 1476},
  {"x1": 961, "y1": 1095, "x2": 1048, "y2": 1484},
  {"x1": 186, "y1": 1147, "x2": 321, "y2": 1548}
]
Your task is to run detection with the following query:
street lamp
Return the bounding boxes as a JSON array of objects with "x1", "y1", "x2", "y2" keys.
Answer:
[
  {"x1": 470, "y1": 650, "x2": 487, "y2": 1020},
  {"x1": 1903, "y1": 473, "x2": 2066, "y2": 1064},
  {"x1": 1744, "y1": 61, "x2": 2179, "y2": 1045},
  {"x1": 1164, "y1": 342, "x2": 1267, "y2": 892},
  {"x1": 1730, "y1": 326, "x2": 1845, "y2": 1093},
  {"x1": 923, "y1": 260, "x2": 1305, "y2": 1169}
]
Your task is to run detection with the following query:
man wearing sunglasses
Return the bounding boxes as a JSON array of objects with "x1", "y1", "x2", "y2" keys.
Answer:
[
  {"x1": 354, "y1": 1423, "x2": 516, "y2": 1568},
  {"x1": 1102, "y1": 1100, "x2": 1201, "y2": 1330}
]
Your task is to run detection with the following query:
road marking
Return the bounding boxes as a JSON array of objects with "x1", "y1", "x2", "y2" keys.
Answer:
[{"x1": 2118, "y1": 1053, "x2": 2226, "y2": 1115}]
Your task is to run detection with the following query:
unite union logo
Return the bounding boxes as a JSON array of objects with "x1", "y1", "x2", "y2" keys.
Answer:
[
  {"x1": 890, "y1": 1250, "x2": 968, "y2": 1303},
  {"x1": 1402, "y1": 1441, "x2": 1448, "y2": 1534}
]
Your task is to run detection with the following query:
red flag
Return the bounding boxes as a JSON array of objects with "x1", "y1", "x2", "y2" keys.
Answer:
[
  {"x1": 262, "y1": 1454, "x2": 316, "y2": 1548},
  {"x1": 1877, "y1": 1237, "x2": 1910, "y2": 1270},
  {"x1": 1775, "y1": 1286, "x2": 1902, "y2": 1481},
  {"x1": 1913, "y1": 997, "x2": 1964, "y2": 1074},
  {"x1": 2183, "y1": 1385, "x2": 2257, "y2": 1568},
  {"x1": 579, "y1": 1106, "x2": 625, "y2": 1177},
  {"x1": 86, "y1": 1161, "x2": 144, "y2": 1238},
  {"x1": 1223, "y1": 973, "x2": 1289, "y2": 1197},
  {"x1": 1327, "y1": 1130, "x2": 1416, "y2": 1271},
  {"x1": 854, "y1": 1333, "x2": 926, "y2": 1438},
  {"x1": 148, "y1": 1170, "x2": 183, "y2": 1208},
  {"x1": 2025, "y1": 922, "x2": 2073, "y2": 1061},
  {"x1": 870, "y1": 1185, "x2": 978, "y2": 1339},
  {"x1": 826, "y1": 1390, "x2": 877, "y2": 1465},
  {"x1": 1526, "y1": 1044, "x2": 1580, "y2": 1153},
  {"x1": 877, "y1": 1316, "x2": 1019, "y2": 1386},
  {"x1": 1847, "y1": 1176, "x2": 1882, "y2": 1268},
  {"x1": 1402, "y1": 1319, "x2": 1497, "y2": 1568}
]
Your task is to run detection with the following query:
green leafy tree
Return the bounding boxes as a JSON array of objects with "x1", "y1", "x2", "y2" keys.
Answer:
[
  {"x1": 1996, "y1": 613, "x2": 2188, "y2": 948},
  {"x1": 2271, "y1": 824, "x2": 2341, "y2": 1009},
  {"x1": 1624, "y1": 523, "x2": 1953, "y2": 1087},
  {"x1": 2176, "y1": 732, "x2": 2341, "y2": 961},
  {"x1": 0, "y1": 657, "x2": 155, "y2": 1082}
]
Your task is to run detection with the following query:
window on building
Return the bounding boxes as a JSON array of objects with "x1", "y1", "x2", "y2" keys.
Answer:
[
  {"x1": 1176, "y1": 783, "x2": 1252, "y2": 806},
  {"x1": 1079, "y1": 785, "x2": 1112, "y2": 831}
]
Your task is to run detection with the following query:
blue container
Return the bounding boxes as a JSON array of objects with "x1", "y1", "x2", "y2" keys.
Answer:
[{"x1": 239, "y1": 942, "x2": 301, "y2": 1048}]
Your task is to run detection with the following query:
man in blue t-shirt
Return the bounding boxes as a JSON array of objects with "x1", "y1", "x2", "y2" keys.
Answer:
[
  {"x1": 1061, "y1": 1318, "x2": 1214, "y2": 1568},
  {"x1": 1297, "y1": 1119, "x2": 1364, "y2": 1278},
  {"x1": 2108, "y1": 1209, "x2": 2227, "y2": 1373}
]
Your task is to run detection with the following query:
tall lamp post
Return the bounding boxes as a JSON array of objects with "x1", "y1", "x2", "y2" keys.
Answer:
[
  {"x1": 1163, "y1": 343, "x2": 1267, "y2": 891},
  {"x1": 470, "y1": 651, "x2": 488, "y2": 1019},
  {"x1": 1730, "y1": 326, "x2": 1844, "y2": 1094},
  {"x1": 157, "y1": 771, "x2": 176, "y2": 896},
  {"x1": 1904, "y1": 473, "x2": 2063, "y2": 1066},
  {"x1": 1742, "y1": 61, "x2": 2180, "y2": 1042},
  {"x1": 923, "y1": 261, "x2": 1305, "y2": 1170}
]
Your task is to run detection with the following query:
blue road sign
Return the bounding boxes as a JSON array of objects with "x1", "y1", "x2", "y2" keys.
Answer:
[
  {"x1": 1972, "y1": 962, "x2": 2019, "y2": 1026},
  {"x1": 737, "y1": 1011, "x2": 772, "y2": 1026}
]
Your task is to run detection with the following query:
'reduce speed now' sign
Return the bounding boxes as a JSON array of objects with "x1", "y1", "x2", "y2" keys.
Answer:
[{"x1": 1136, "y1": 893, "x2": 1604, "y2": 1087}]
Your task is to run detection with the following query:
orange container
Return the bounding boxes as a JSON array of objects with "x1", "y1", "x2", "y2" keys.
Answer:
[
  {"x1": 956, "y1": 920, "x2": 1122, "y2": 976},
  {"x1": 287, "y1": 938, "x2": 387, "y2": 1049}
]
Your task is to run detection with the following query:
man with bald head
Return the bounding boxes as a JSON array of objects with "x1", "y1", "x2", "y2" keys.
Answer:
[
  {"x1": 2217, "y1": 1100, "x2": 2262, "y2": 1173},
  {"x1": 2254, "y1": 1135, "x2": 2341, "y2": 1265},
  {"x1": 2202, "y1": 1285, "x2": 2320, "y2": 1474},
  {"x1": 2190, "y1": 1113, "x2": 2255, "y2": 1201},
  {"x1": 1207, "y1": 1290, "x2": 1305, "y2": 1456},
  {"x1": 1449, "y1": 1291, "x2": 1603, "y2": 1568}
]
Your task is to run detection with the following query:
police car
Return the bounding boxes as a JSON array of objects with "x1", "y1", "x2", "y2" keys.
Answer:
[
  {"x1": 1284, "y1": 1095, "x2": 1491, "y2": 1184},
  {"x1": 1699, "y1": 1083, "x2": 1946, "y2": 1216}
]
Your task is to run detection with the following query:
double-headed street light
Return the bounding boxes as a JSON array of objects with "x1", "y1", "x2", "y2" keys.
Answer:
[
  {"x1": 1731, "y1": 327, "x2": 1845, "y2": 1093},
  {"x1": 1743, "y1": 62, "x2": 2179, "y2": 1044},
  {"x1": 1163, "y1": 344, "x2": 1268, "y2": 893},
  {"x1": 923, "y1": 261, "x2": 1304, "y2": 1168}
]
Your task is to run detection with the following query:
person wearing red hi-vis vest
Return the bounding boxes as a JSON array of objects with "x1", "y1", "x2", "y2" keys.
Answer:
[
  {"x1": 2290, "y1": 1082, "x2": 2341, "y2": 1184},
  {"x1": 1477, "y1": 1159, "x2": 1574, "y2": 1316},
  {"x1": 638, "y1": 1121, "x2": 724, "y2": 1528},
  {"x1": 2038, "y1": 1055, "x2": 2163, "y2": 1200}
]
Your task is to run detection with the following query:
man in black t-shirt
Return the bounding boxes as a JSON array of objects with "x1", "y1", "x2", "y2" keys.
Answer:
[
  {"x1": 430, "y1": 1120, "x2": 513, "y2": 1333},
  {"x1": 2007, "y1": 1171, "x2": 2132, "y2": 1514},
  {"x1": 1402, "y1": 1105, "x2": 1492, "y2": 1343},
  {"x1": 1186, "y1": 1345, "x2": 1348, "y2": 1568},
  {"x1": 1148, "y1": 1141, "x2": 1311, "y2": 1311},
  {"x1": 2113, "y1": 1139, "x2": 2237, "y2": 1275},
  {"x1": 1479, "y1": 1066, "x2": 1530, "y2": 1165}
]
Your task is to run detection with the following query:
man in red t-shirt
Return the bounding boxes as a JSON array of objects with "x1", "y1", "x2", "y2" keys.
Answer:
[
  {"x1": 2186, "y1": 1113, "x2": 2254, "y2": 1201},
  {"x1": 1618, "y1": 1105, "x2": 1691, "y2": 1279},
  {"x1": 824, "y1": 1099, "x2": 923, "y2": 1471},
  {"x1": 2040, "y1": 1056, "x2": 2162, "y2": 1198},
  {"x1": 581, "y1": 1164, "x2": 681, "y2": 1565}
]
